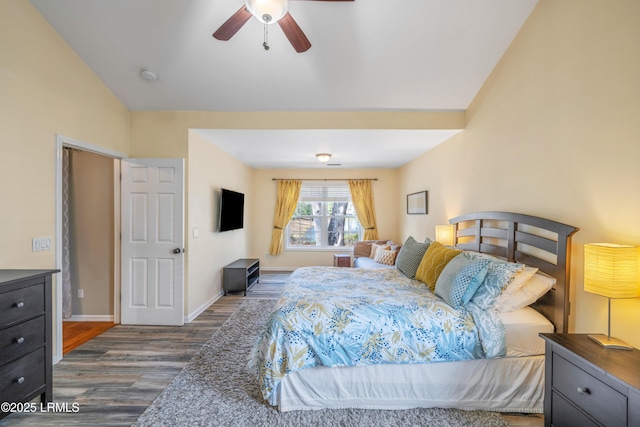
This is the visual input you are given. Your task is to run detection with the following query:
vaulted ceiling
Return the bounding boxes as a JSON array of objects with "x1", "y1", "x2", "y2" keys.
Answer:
[{"x1": 30, "y1": 0, "x2": 538, "y2": 168}]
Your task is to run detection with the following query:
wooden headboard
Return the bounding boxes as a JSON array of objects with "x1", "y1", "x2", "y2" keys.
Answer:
[{"x1": 448, "y1": 212, "x2": 579, "y2": 333}]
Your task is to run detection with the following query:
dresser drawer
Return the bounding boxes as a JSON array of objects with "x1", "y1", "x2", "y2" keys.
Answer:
[
  {"x1": 0, "y1": 315, "x2": 45, "y2": 365},
  {"x1": 551, "y1": 391, "x2": 599, "y2": 427},
  {"x1": 0, "y1": 283, "x2": 45, "y2": 326},
  {"x1": 552, "y1": 353, "x2": 627, "y2": 426},
  {"x1": 0, "y1": 348, "x2": 46, "y2": 404}
]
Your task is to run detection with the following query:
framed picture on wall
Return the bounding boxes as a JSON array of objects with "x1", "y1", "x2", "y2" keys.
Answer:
[{"x1": 407, "y1": 191, "x2": 428, "y2": 214}]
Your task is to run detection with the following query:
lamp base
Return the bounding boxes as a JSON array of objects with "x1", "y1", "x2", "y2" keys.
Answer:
[{"x1": 588, "y1": 334, "x2": 634, "y2": 350}]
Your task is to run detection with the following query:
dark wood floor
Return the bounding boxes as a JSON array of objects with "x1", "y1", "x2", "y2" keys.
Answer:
[{"x1": 1, "y1": 273, "x2": 541, "y2": 426}]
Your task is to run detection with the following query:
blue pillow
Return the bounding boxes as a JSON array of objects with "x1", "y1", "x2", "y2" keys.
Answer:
[
  {"x1": 460, "y1": 261, "x2": 491, "y2": 305},
  {"x1": 470, "y1": 260, "x2": 523, "y2": 309},
  {"x1": 435, "y1": 255, "x2": 490, "y2": 308}
]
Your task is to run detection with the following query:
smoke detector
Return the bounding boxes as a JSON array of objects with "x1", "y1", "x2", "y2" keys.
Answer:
[{"x1": 140, "y1": 69, "x2": 159, "y2": 82}]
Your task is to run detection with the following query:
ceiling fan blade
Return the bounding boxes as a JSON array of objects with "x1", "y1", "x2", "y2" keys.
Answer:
[
  {"x1": 213, "y1": 6, "x2": 252, "y2": 41},
  {"x1": 278, "y1": 13, "x2": 311, "y2": 53}
]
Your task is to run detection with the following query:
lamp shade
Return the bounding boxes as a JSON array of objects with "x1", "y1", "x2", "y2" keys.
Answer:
[
  {"x1": 584, "y1": 243, "x2": 640, "y2": 299},
  {"x1": 435, "y1": 224, "x2": 455, "y2": 246}
]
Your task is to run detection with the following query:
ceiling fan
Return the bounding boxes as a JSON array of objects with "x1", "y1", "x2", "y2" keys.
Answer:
[{"x1": 213, "y1": 0, "x2": 354, "y2": 53}]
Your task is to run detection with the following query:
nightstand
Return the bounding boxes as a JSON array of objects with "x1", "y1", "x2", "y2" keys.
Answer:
[
  {"x1": 540, "y1": 333, "x2": 640, "y2": 427},
  {"x1": 333, "y1": 254, "x2": 351, "y2": 267}
]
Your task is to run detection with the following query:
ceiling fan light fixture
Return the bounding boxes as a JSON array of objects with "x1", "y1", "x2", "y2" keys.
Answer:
[
  {"x1": 245, "y1": 0, "x2": 289, "y2": 24},
  {"x1": 316, "y1": 153, "x2": 332, "y2": 163}
]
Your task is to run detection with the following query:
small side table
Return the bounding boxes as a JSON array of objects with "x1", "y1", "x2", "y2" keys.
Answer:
[{"x1": 333, "y1": 254, "x2": 351, "y2": 267}]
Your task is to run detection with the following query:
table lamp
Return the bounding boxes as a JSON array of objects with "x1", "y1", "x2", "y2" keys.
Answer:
[
  {"x1": 435, "y1": 224, "x2": 455, "y2": 246},
  {"x1": 583, "y1": 243, "x2": 639, "y2": 350}
]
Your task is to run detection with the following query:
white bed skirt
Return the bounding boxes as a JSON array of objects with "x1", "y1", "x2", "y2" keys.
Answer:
[{"x1": 272, "y1": 355, "x2": 545, "y2": 413}]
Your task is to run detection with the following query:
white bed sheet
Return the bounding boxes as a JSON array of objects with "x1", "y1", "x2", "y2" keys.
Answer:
[
  {"x1": 272, "y1": 307, "x2": 553, "y2": 413},
  {"x1": 501, "y1": 306, "x2": 554, "y2": 357}
]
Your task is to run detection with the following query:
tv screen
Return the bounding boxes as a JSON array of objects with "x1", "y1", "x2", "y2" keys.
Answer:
[{"x1": 219, "y1": 188, "x2": 244, "y2": 232}]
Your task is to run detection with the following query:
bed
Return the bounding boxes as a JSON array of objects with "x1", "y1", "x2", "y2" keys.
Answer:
[{"x1": 248, "y1": 211, "x2": 579, "y2": 413}]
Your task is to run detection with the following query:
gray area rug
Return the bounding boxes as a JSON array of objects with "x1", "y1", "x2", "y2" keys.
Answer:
[{"x1": 133, "y1": 299, "x2": 509, "y2": 427}]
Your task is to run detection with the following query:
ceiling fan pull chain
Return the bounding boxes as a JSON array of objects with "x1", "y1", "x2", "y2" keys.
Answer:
[{"x1": 263, "y1": 23, "x2": 270, "y2": 51}]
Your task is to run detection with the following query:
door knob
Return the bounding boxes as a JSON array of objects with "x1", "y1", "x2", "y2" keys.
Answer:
[{"x1": 173, "y1": 248, "x2": 182, "y2": 254}]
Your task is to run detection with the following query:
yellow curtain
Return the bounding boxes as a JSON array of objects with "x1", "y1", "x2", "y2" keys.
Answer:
[
  {"x1": 269, "y1": 179, "x2": 302, "y2": 256},
  {"x1": 348, "y1": 179, "x2": 378, "y2": 240}
]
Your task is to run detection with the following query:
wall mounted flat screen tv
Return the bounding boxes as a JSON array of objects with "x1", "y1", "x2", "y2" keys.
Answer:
[{"x1": 219, "y1": 188, "x2": 244, "y2": 232}]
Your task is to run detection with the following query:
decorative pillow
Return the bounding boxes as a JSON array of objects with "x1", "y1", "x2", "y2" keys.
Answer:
[
  {"x1": 469, "y1": 260, "x2": 523, "y2": 310},
  {"x1": 369, "y1": 242, "x2": 390, "y2": 258},
  {"x1": 374, "y1": 248, "x2": 397, "y2": 266},
  {"x1": 495, "y1": 273, "x2": 556, "y2": 312},
  {"x1": 415, "y1": 241, "x2": 461, "y2": 291},
  {"x1": 463, "y1": 251, "x2": 527, "y2": 292},
  {"x1": 395, "y1": 236, "x2": 431, "y2": 279},
  {"x1": 435, "y1": 255, "x2": 490, "y2": 308},
  {"x1": 387, "y1": 241, "x2": 403, "y2": 254}
]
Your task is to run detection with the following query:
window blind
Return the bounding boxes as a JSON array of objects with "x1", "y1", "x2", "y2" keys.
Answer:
[{"x1": 298, "y1": 181, "x2": 351, "y2": 202}]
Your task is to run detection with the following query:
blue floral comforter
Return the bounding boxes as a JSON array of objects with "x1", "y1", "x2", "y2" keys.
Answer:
[{"x1": 248, "y1": 266, "x2": 506, "y2": 401}]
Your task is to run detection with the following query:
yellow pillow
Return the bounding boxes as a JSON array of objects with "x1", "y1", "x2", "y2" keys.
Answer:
[{"x1": 416, "y1": 241, "x2": 461, "y2": 291}]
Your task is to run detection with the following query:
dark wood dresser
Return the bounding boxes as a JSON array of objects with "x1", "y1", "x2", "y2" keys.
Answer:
[
  {"x1": 540, "y1": 333, "x2": 640, "y2": 427},
  {"x1": 0, "y1": 269, "x2": 57, "y2": 419}
]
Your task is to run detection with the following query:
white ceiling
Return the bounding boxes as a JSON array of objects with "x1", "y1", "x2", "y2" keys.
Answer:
[{"x1": 30, "y1": 0, "x2": 537, "y2": 168}]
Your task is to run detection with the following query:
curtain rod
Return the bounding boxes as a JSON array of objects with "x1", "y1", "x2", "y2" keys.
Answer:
[{"x1": 272, "y1": 178, "x2": 378, "y2": 181}]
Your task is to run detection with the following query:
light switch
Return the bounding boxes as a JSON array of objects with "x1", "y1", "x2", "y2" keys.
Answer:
[{"x1": 32, "y1": 237, "x2": 52, "y2": 252}]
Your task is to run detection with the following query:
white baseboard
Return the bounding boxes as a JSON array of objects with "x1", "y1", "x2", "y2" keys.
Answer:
[
  {"x1": 64, "y1": 314, "x2": 114, "y2": 322},
  {"x1": 184, "y1": 291, "x2": 223, "y2": 323},
  {"x1": 260, "y1": 267, "x2": 296, "y2": 273}
]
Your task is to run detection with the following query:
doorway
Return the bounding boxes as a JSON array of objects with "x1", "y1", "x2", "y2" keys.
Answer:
[
  {"x1": 55, "y1": 135, "x2": 124, "y2": 363},
  {"x1": 61, "y1": 148, "x2": 116, "y2": 352}
]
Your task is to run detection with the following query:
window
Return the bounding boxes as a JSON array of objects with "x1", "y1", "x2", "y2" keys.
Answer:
[{"x1": 286, "y1": 182, "x2": 362, "y2": 249}]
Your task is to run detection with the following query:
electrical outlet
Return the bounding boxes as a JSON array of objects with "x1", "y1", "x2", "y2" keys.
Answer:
[
  {"x1": 193, "y1": 228, "x2": 199, "y2": 238},
  {"x1": 32, "y1": 237, "x2": 52, "y2": 252},
  {"x1": 77, "y1": 289, "x2": 84, "y2": 299}
]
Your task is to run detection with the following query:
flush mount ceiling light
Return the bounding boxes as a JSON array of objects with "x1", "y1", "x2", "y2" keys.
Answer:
[
  {"x1": 140, "y1": 69, "x2": 158, "y2": 82},
  {"x1": 316, "y1": 153, "x2": 332, "y2": 163}
]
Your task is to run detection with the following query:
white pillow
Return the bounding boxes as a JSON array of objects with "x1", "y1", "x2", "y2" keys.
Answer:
[
  {"x1": 500, "y1": 266, "x2": 538, "y2": 299},
  {"x1": 495, "y1": 272, "x2": 555, "y2": 312}
]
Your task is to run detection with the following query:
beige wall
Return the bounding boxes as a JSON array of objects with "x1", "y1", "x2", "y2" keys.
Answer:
[
  {"x1": 0, "y1": 1, "x2": 129, "y2": 268},
  {"x1": 250, "y1": 168, "x2": 399, "y2": 270},
  {"x1": 186, "y1": 131, "x2": 252, "y2": 315},
  {"x1": 69, "y1": 150, "x2": 114, "y2": 316},
  {"x1": 399, "y1": 0, "x2": 640, "y2": 348},
  {"x1": 0, "y1": 1, "x2": 129, "y2": 359}
]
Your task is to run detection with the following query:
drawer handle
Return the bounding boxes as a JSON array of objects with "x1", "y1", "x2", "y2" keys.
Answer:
[
  {"x1": 577, "y1": 387, "x2": 590, "y2": 395},
  {"x1": 15, "y1": 301, "x2": 25, "y2": 308},
  {"x1": 15, "y1": 337, "x2": 25, "y2": 344},
  {"x1": 16, "y1": 377, "x2": 25, "y2": 384}
]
